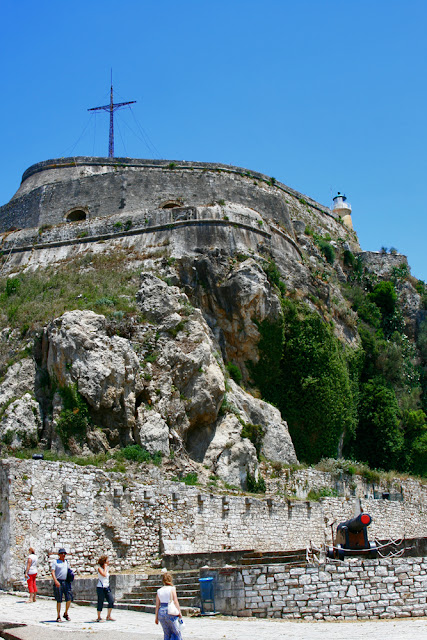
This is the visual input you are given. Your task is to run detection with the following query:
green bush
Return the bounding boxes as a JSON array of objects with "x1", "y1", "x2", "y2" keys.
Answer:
[
  {"x1": 250, "y1": 301, "x2": 358, "y2": 464},
  {"x1": 246, "y1": 472, "x2": 266, "y2": 493},
  {"x1": 5, "y1": 278, "x2": 20, "y2": 296},
  {"x1": 343, "y1": 250, "x2": 355, "y2": 268},
  {"x1": 181, "y1": 472, "x2": 198, "y2": 485},
  {"x1": 115, "y1": 444, "x2": 162, "y2": 466},
  {"x1": 318, "y1": 239, "x2": 335, "y2": 265},
  {"x1": 307, "y1": 487, "x2": 338, "y2": 501},
  {"x1": 355, "y1": 380, "x2": 403, "y2": 470},
  {"x1": 226, "y1": 362, "x2": 242, "y2": 384},
  {"x1": 241, "y1": 422, "x2": 265, "y2": 460},
  {"x1": 368, "y1": 281, "x2": 397, "y2": 317},
  {"x1": 56, "y1": 384, "x2": 91, "y2": 445},
  {"x1": 263, "y1": 259, "x2": 286, "y2": 296}
]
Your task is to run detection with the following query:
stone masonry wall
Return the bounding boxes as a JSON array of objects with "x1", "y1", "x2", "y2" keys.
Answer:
[
  {"x1": 0, "y1": 203, "x2": 301, "y2": 275},
  {"x1": 201, "y1": 557, "x2": 427, "y2": 619},
  {"x1": 1, "y1": 459, "x2": 426, "y2": 588},
  {"x1": 0, "y1": 157, "x2": 359, "y2": 253}
]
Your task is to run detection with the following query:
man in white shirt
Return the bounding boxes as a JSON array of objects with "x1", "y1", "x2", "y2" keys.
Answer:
[{"x1": 51, "y1": 548, "x2": 72, "y2": 622}]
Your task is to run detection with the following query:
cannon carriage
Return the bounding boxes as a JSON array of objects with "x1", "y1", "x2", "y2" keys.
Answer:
[{"x1": 327, "y1": 513, "x2": 378, "y2": 560}]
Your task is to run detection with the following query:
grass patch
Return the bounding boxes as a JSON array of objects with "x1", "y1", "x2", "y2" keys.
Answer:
[
  {"x1": 172, "y1": 472, "x2": 198, "y2": 485},
  {"x1": 246, "y1": 472, "x2": 266, "y2": 493},
  {"x1": 307, "y1": 487, "x2": 339, "y2": 501},
  {"x1": 115, "y1": 444, "x2": 162, "y2": 466},
  {"x1": 0, "y1": 251, "x2": 140, "y2": 333}
]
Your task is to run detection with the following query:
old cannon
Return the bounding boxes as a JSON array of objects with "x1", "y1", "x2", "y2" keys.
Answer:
[{"x1": 327, "y1": 512, "x2": 378, "y2": 560}]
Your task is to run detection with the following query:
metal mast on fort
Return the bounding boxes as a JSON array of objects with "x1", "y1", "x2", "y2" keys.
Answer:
[{"x1": 88, "y1": 76, "x2": 136, "y2": 158}]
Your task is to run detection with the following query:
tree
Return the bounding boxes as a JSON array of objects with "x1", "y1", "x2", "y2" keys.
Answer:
[{"x1": 356, "y1": 380, "x2": 403, "y2": 469}]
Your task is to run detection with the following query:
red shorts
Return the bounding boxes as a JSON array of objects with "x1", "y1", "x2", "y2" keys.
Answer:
[{"x1": 27, "y1": 573, "x2": 37, "y2": 593}]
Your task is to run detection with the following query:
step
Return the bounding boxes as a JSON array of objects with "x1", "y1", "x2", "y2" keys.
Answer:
[
  {"x1": 120, "y1": 597, "x2": 199, "y2": 607},
  {"x1": 122, "y1": 590, "x2": 200, "y2": 601},
  {"x1": 73, "y1": 600, "x2": 197, "y2": 616},
  {"x1": 125, "y1": 584, "x2": 200, "y2": 593},
  {"x1": 241, "y1": 555, "x2": 306, "y2": 565},
  {"x1": 243, "y1": 549, "x2": 306, "y2": 558},
  {"x1": 241, "y1": 550, "x2": 306, "y2": 565}
]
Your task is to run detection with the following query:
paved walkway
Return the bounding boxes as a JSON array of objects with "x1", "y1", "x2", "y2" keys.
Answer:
[{"x1": 0, "y1": 593, "x2": 425, "y2": 640}]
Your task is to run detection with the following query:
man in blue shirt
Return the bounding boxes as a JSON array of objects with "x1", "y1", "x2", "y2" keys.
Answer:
[{"x1": 51, "y1": 548, "x2": 72, "y2": 622}]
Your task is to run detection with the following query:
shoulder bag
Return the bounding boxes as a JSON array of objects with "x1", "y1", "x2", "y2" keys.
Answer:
[{"x1": 167, "y1": 587, "x2": 179, "y2": 616}]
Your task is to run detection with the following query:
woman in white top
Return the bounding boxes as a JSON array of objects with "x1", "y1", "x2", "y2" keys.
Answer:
[
  {"x1": 25, "y1": 547, "x2": 38, "y2": 603},
  {"x1": 96, "y1": 555, "x2": 115, "y2": 622},
  {"x1": 155, "y1": 572, "x2": 183, "y2": 640}
]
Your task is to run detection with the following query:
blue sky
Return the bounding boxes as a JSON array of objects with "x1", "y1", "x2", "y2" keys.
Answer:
[{"x1": 2, "y1": 0, "x2": 426, "y2": 281}]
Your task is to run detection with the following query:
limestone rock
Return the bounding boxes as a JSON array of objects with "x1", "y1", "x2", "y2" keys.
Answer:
[
  {"x1": 0, "y1": 358, "x2": 36, "y2": 407},
  {"x1": 0, "y1": 393, "x2": 41, "y2": 449},
  {"x1": 45, "y1": 310, "x2": 142, "y2": 431},
  {"x1": 137, "y1": 274, "x2": 226, "y2": 434},
  {"x1": 179, "y1": 256, "x2": 282, "y2": 370},
  {"x1": 136, "y1": 408, "x2": 170, "y2": 455},
  {"x1": 202, "y1": 413, "x2": 258, "y2": 488},
  {"x1": 226, "y1": 380, "x2": 298, "y2": 464},
  {"x1": 137, "y1": 274, "x2": 185, "y2": 323},
  {"x1": 398, "y1": 280, "x2": 422, "y2": 338}
]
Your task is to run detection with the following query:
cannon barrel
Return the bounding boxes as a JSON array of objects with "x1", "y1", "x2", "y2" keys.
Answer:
[{"x1": 338, "y1": 512, "x2": 371, "y2": 534}]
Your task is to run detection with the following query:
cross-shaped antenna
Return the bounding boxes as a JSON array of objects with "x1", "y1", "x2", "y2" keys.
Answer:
[{"x1": 88, "y1": 73, "x2": 136, "y2": 158}]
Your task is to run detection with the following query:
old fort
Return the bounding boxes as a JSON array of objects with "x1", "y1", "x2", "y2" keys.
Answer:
[{"x1": 0, "y1": 154, "x2": 426, "y2": 620}]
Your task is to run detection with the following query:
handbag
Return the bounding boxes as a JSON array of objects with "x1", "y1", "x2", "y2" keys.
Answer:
[{"x1": 167, "y1": 587, "x2": 179, "y2": 616}]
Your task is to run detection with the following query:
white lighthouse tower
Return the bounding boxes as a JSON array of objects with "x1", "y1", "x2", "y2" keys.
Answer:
[{"x1": 332, "y1": 192, "x2": 353, "y2": 229}]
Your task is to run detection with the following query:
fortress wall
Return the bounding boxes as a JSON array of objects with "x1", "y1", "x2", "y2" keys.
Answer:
[
  {"x1": 0, "y1": 157, "x2": 360, "y2": 264},
  {"x1": 0, "y1": 463, "x2": 12, "y2": 586},
  {"x1": 1, "y1": 459, "x2": 426, "y2": 587},
  {"x1": 202, "y1": 557, "x2": 427, "y2": 619},
  {"x1": 0, "y1": 204, "x2": 301, "y2": 275},
  {"x1": 1, "y1": 159, "x2": 294, "y2": 234}
]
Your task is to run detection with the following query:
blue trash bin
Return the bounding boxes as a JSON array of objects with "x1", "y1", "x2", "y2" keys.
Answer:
[{"x1": 199, "y1": 577, "x2": 215, "y2": 614}]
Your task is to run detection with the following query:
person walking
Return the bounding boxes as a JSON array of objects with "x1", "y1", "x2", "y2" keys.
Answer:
[
  {"x1": 96, "y1": 555, "x2": 115, "y2": 622},
  {"x1": 25, "y1": 547, "x2": 38, "y2": 603},
  {"x1": 50, "y1": 548, "x2": 73, "y2": 622},
  {"x1": 155, "y1": 572, "x2": 183, "y2": 640}
]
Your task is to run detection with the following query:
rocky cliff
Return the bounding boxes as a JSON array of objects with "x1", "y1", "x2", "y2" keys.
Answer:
[{"x1": 0, "y1": 160, "x2": 426, "y2": 484}]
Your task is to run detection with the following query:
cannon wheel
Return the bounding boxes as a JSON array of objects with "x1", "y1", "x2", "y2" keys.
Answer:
[
  {"x1": 327, "y1": 546, "x2": 335, "y2": 559},
  {"x1": 369, "y1": 541, "x2": 378, "y2": 559},
  {"x1": 337, "y1": 544, "x2": 345, "y2": 561}
]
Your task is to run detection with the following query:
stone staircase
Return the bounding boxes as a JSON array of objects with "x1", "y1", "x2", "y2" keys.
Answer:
[
  {"x1": 240, "y1": 548, "x2": 307, "y2": 566},
  {"x1": 114, "y1": 570, "x2": 201, "y2": 616}
]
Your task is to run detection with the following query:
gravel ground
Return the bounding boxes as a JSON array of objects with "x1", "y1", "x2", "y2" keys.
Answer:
[{"x1": 0, "y1": 592, "x2": 425, "y2": 640}]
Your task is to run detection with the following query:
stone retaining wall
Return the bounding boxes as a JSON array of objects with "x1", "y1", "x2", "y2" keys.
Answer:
[
  {"x1": 201, "y1": 557, "x2": 427, "y2": 619},
  {"x1": 1, "y1": 459, "x2": 426, "y2": 588}
]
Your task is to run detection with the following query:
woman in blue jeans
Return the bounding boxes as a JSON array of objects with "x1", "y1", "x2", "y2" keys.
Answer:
[
  {"x1": 155, "y1": 572, "x2": 183, "y2": 640},
  {"x1": 96, "y1": 555, "x2": 115, "y2": 622}
]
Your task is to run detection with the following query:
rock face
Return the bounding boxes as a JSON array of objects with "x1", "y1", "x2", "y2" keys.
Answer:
[
  {"x1": 32, "y1": 273, "x2": 297, "y2": 486},
  {"x1": 0, "y1": 358, "x2": 35, "y2": 407},
  {"x1": 201, "y1": 413, "x2": 259, "y2": 488},
  {"x1": 0, "y1": 393, "x2": 41, "y2": 449},
  {"x1": 0, "y1": 359, "x2": 41, "y2": 448},
  {"x1": 178, "y1": 257, "x2": 282, "y2": 370},
  {"x1": 3, "y1": 158, "x2": 424, "y2": 489},
  {"x1": 227, "y1": 381, "x2": 297, "y2": 464},
  {"x1": 45, "y1": 310, "x2": 142, "y2": 435}
]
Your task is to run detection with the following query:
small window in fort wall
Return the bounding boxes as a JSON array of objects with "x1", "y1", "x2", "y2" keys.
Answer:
[
  {"x1": 65, "y1": 209, "x2": 87, "y2": 222},
  {"x1": 160, "y1": 201, "x2": 182, "y2": 209}
]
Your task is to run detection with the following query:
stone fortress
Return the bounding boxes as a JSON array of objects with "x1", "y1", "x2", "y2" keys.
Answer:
[
  {"x1": 0, "y1": 157, "x2": 426, "y2": 620},
  {"x1": 0, "y1": 156, "x2": 359, "y2": 271}
]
